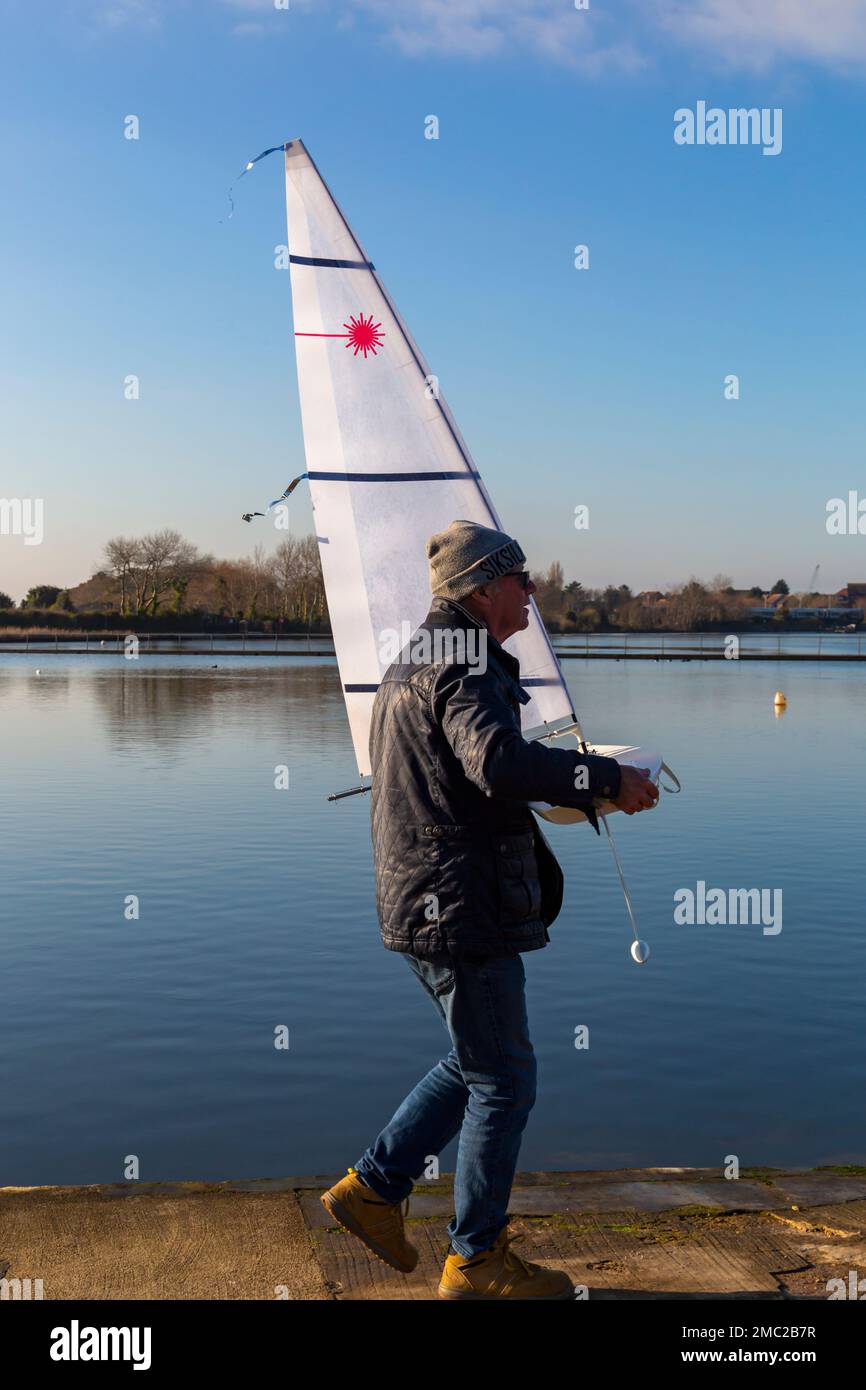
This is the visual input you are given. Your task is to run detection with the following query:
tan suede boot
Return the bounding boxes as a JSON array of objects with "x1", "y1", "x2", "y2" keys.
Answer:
[
  {"x1": 438, "y1": 1226, "x2": 574, "y2": 1300},
  {"x1": 320, "y1": 1168, "x2": 418, "y2": 1273}
]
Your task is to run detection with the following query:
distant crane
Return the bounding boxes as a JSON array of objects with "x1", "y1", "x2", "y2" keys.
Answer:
[{"x1": 795, "y1": 563, "x2": 821, "y2": 610}]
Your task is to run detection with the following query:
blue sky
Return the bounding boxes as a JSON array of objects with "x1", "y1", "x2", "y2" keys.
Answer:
[{"x1": 2, "y1": 0, "x2": 866, "y2": 602}]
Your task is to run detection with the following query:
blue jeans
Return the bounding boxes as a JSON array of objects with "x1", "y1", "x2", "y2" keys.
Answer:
[{"x1": 354, "y1": 952, "x2": 537, "y2": 1258}]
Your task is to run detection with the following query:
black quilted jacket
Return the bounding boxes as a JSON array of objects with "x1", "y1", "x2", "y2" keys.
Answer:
[{"x1": 368, "y1": 598, "x2": 623, "y2": 959}]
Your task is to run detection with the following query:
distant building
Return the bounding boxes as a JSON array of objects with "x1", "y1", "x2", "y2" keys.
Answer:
[{"x1": 787, "y1": 607, "x2": 862, "y2": 622}]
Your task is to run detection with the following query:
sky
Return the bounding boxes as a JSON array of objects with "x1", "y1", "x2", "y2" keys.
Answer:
[{"x1": 2, "y1": 0, "x2": 866, "y2": 602}]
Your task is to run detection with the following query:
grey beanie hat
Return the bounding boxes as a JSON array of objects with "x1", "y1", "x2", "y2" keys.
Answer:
[{"x1": 426, "y1": 519, "x2": 527, "y2": 602}]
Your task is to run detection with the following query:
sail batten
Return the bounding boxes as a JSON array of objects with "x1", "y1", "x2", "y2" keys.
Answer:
[{"x1": 283, "y1": 140, "x2": 575, "y2": 777}]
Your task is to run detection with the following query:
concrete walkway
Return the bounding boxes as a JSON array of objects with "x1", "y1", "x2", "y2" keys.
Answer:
[{"x1": 2, "y1": 1167, "x2": 865, "y2": 1300}]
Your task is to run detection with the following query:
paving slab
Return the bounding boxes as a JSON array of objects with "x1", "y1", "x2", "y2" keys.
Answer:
[
  {"x1": 0, "y1": 1187, "x2": 331, "y2": 1301},
  {"x1": 770, "y1": 1175, "x2": 866, "y2": 1206}
]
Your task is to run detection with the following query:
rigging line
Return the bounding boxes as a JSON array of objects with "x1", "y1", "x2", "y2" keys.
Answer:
[
  {"x1": 222, "y1": 140, "x2": 291, "y2": 222},
  {"x1": 600, "y1": 812, "x2": 641, "y2": 946},
  {"x1": 573, "y1": 726, "x2": 646, "y2": 960}
]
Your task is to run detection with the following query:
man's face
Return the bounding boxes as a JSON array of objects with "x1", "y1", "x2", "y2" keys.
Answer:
[{"x1": 487, "y1": 565, "x2": 536, "y2": 642}]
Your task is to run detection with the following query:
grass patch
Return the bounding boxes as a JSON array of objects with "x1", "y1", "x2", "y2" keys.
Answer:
[
  {"x1": 812, "y1": 1164, "x2": 866, "y2": 1176},
  {"x1": 740, "y1": 1167, "x2": 784, "y2": 1184},
  {"x1": 519, "y1": 1214, "x2": 593, "y2": 1232},
  {"x1": 672, "y1": 1204, "x2": 727, "y2": 1218}
]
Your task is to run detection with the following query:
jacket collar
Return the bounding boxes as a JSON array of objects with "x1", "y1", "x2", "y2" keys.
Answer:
[{"x1": 427, "y1": 597, "x2": 522, "y2": 682}]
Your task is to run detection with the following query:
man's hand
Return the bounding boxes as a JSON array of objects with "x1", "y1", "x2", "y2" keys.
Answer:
[{"x1": 612, "y1": 765, "x2": 659, "y2": 815}]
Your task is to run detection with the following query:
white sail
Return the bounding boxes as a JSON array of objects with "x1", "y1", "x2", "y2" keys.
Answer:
[{"x1": 283, "y1": 139, "x2": 575, "y2": 778}]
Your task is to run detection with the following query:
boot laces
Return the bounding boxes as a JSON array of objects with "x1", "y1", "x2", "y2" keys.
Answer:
[
  {"x1": 348, "y1": 1170, "x2": 409, "y2": 1231},
  {"x1": 499, "y1": 1230, "x2": 541, "y2": 1279},
  {"x1": 370, "y1": 1194, "x2": 409, "y2": 1237}
]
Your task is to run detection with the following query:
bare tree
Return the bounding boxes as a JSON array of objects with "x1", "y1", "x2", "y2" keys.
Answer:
[
  {"x1": 271, "y1": 536, "x2": 303, "y2": 619},
  {"x1": 103, "y1": 536, "x2": 140, "y2": 615},
  {"x1": 295, "y1": 535, "x2": 326, "y2": 623}
]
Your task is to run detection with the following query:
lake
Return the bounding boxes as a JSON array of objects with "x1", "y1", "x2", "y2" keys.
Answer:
[{"x1": 1, "y1": 652, "x2": 863, "y2": 1185}]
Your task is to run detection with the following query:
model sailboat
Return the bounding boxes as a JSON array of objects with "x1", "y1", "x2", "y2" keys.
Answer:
[
  {"x1": 283, "y1": 138, "x2": 576, "y2": 775},
  {"x1": 240, "y1": 139, "x2": 679, "y2": 959}
]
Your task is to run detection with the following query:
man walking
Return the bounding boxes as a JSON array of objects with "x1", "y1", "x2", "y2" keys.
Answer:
[{"x1": 321, "y1": 520, "x2": 657, "y2": 1299}]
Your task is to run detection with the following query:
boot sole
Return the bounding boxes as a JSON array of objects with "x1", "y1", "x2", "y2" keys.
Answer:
[
  {"x1": 438, "y1": 1283, "x2": 575, "y2": 1300},
  {"x1": 320, "y1": 1191, "x2": 418, "y2": 1274}
]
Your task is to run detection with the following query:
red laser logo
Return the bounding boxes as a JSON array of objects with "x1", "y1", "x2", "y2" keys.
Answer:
[
  {"x1": 295, "y1": 312, "x2": 385, "y2": 359},
  {"x1": 344, "y1": 313, "x2": 384, "y2": 357}
]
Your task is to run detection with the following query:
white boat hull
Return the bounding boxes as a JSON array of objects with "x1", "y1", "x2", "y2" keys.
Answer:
[{"x1": 530, "y1": 742, "x2": 664, "y2": 825}]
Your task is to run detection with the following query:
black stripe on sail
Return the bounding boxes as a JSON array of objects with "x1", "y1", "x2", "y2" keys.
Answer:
[
  {"x1": 345, "y1": 677, "x2": 557, "y2": 692},
  {"x1": 290, "y1": 255, "x2": 375, "y2": 270},
  {"x1": 308, "y1": 470, "x2": 480, "y2": 483}
]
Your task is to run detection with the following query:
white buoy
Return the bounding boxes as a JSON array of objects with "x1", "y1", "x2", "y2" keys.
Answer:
[
  {"x1": 630, "y1": 939, "x2": 650, "y2": 965},
  {"x1": 35, "y1": 668, "x2": 41, "y2": 675},
  {"x1": 774, "y1": 690, "x2": 787, "y2": 707}
]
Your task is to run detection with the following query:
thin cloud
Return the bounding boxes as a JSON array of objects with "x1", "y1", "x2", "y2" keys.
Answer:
[
  {"x1": 656, "y1": 0, "x2": 866, "y2": 73},
  {"x1": 91, "y1": 0, "x2": 163, "y2": 30},
  {"x1": 85, "y1": 0, "x2": 866, "y2": 73},
  {"x1": 352, "y1": 0, "x2": 645, "y2": 72}
]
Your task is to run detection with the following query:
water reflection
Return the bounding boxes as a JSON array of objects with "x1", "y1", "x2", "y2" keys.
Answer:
[{"x1": 83, "y1": 663, "x2": 346, "y2": 754}]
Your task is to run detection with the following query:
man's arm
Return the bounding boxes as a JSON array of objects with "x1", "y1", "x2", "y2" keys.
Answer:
[{"x1": 438, "y1": 669, "x2": 622, "y2": 808}]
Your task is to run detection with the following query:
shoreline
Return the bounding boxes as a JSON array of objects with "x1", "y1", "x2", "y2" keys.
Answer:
[{"x1": 2, "y1": 646, "x2": 864, "y2": 661}]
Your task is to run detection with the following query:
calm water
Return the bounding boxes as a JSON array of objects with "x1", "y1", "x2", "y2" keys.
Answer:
[
  {"x1": 1, "y1": 653, "x2": 863, "y2": 1185},
  {"x1": 3, "y1": 631, "x2": 864, "y2": 657}
]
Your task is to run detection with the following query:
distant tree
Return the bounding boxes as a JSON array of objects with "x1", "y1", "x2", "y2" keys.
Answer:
[
  {"x1": 103, "y1": 530, "x2": 207, "y2": 616},
  {"x1": 563, "y1": 579, "x2": 584, "y2": 604},
  {"x1": 0, "y1": 590, "x2": 14, "y2": 609},
  {"x1": 271, "y1": 536, "x2": 303, "y2": 619},
  {"x1": 575, "y1": 605, "x2": 601, "y2": 631},
  {"x1": 531, "y1": 562, "x2": 568, "y2": 627},
  {"x1": 771, "y1": 578, "x2": 789, "y2": 595},
  {"x1": 138, "y1": 530, "x2": 205, "y2": 616},
  {"x1": 170, "y1": 577, "x2": 189, "y2": 613},
  {"x1": 51, "y1": 590, "x2": 75, "y2": 612},
  {"x1": 103, "y1": 537, "x2": 140, "y2": 615},
  {"x1": 294, "y1": 535, "x2": 326, "y2": 623},
  {"x1": 23, "y1": 585, "x2": 61, "y2": 609},
  {"x1": 216, "y1": 574, "x2": 231, "y2": 617},
  {"x1": 667, "y1": 579, "x2": 715, "y2": 630},
  {"x1": 748, "y1": 586, "x2": 763, "y2": 598},
  {"x1": 245, "y1": 544, "x2": 274, "y2": 621},
  {"x1": 600, "y1": 584, "x2": 632, "y2": 624}
]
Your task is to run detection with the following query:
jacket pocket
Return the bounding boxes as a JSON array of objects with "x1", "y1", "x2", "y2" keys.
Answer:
[
  {"x1": 421, "y1": 824, "x2": 493, "y2": 931},
  {"x1": 493, "y1": 830, "x2": 542, "y2": 923}
]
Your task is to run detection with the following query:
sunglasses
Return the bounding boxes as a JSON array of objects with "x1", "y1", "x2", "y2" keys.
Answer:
[{"x1": 505, "y1": 570, "x2": 531, "y2": 590}]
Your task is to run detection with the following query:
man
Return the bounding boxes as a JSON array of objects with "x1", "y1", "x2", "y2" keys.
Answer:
[{"x1": 321, "y1": 519, "x2": 657, "y2": 1299}]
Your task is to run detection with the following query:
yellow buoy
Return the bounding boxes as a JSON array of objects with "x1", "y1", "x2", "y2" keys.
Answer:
[{"x1": 774, "y1": 690, "x2": 787, "y2": 707}]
